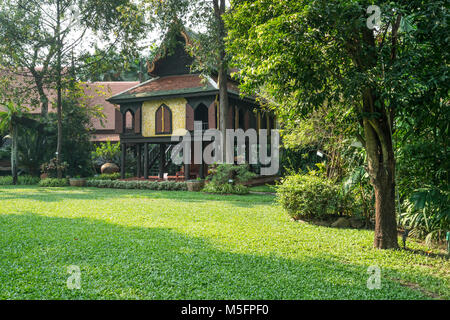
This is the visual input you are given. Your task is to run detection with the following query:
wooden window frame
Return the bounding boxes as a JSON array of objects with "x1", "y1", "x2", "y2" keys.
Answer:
[{"x1": 155, "y1": 104, "x2": 173, "y2": 135}]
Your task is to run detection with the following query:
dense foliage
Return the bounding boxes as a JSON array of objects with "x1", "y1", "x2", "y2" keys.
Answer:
[
  {"x1": 226, "y1": 0, "x2": 449, "y2": 247},
  {"x1": 203, "y1": 164, "x2": 256, "y2": 194},
  {"x1": 0, "y1": 175, "x2": 40, "y2": 185}
]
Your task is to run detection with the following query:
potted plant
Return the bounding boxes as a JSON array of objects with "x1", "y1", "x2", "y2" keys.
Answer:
[
  {"x1": 186, "y1": 178, "x2": 205, "y2": 192},
  {"x1": 69, "y1": 175, "x2": 87, "y2": 187}
]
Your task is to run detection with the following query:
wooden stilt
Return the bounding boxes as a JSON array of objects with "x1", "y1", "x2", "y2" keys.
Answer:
[
  {"x1": 121, "y1": 143, "x2": 126, "y2": 179},
  {"x1": 137, "y1": 144, "x2": 142, "y2": 178},
  {"x1": 185, "y1": 163, "x2": 190, "y2": 181},
  {"x1": 159, "y1": 143, "x2": 166, "y2": 179},
  {"x1": 199, "y1": 142, "x2": 205, "y2": 179},
  {"x1": 144, "y1": 143, "x2": 149, "y2": 179}
]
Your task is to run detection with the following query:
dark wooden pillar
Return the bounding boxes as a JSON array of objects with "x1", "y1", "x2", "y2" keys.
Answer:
[
  {"x1": 185, "y1": 140, "x2": 193, "y2": 181},
  {"x1": 159, "y1": 143, "x2": 166, "y2": 179},
  {"x1": 245, "y1": 140, "x2": 250, "y2": 164},
  {"x1": 185, "y1": 163, "x2": 190, "y2": 181},
  {"x1": 143, "y1": 143, "x2": 149, "y2": 179},
  {"x1": 121, "y1": 143, "x2": 126, "y2": 179},
  {"x1": 199, "y1": 142, "x2": 205, "y2": 179},
  {"x1": 137, "y1": 144, "x2": 142, "y2": 178}
]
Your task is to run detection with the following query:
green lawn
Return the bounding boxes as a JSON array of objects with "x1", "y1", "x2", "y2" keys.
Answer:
[{"x1": 0, "y1": 186, "x2": 448, "y2": 300}]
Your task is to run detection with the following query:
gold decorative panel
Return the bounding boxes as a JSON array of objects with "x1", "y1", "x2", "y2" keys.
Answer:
[{"x1": 142, "y1": 98, "x2": 188, "y2": 137}]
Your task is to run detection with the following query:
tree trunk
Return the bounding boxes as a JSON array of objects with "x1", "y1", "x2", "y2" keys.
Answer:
[
  {"x1": 37, "y1": 83, "x2": 49, "y2": 117},
  {"x1": 56, "y1": 0, "x2": 63, "y2": 179},
  {"x1": 11, "y1": 125, "x2": 18, "y2": 185},
  {"x1": 56, "y1": 86, "x2": 62, "y2": 179},
  {"x1": 373, "y1": 169, "x2": 398, "y2": 248},
  {"x1": 214, "y1": 0, "x2": 229, "y2": 163},
  {"x1": 218, "y1": 64, "x2": 229, "y2": 162},
  {"x1": 363, "y1": 89, "x2": 399, "y2": 249}
]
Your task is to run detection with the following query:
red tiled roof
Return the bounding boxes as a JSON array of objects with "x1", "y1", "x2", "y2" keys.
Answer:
[
  {"x1": 0, "y1": 74, "x2": 138, "y2": 133},
  {"x1": 129, "y1": 74, "x2": 208, "y2": 94},
  {"x1": 83, "y1": 82, "x2": 139, "y2": 131},
  {"x1": 109, "y1": 74, "x2": 219, "y2": 102}
]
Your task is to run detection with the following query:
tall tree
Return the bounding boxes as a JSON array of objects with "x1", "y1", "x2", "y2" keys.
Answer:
[
  {"x1": 226, "y1": 0, "x2": 449, "y2": 249},
  {"x1": 0, "y1": 0, "x2": 146, "y2": 177}
]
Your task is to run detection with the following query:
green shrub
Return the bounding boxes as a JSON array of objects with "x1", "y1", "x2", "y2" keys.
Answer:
[
  {"x1": 0, "y1": 176, "x2": 12, "y2": 185},
  {"x1": 206, "y1": 164, "x2": 256, "y2": 185},
  {"x1": 91, "y1": 141, "x2": 121, "y2": 166},
  {"x1": 276, "y1": 174, "x2": 340, "y2": 219},
  {"x1": 89, "y1": 173, "x2": 135, "y2": 181},
  {"x1": 39, "y1": 178, "x2": 69, "y2": 187},
  {"x1": 86, "y1": 179, "x2": 187, "y2": 191},
  {"x1": 202, "y1": 182, "x2": 250, "y2": 195},
  {"x1": 91, "y1": 173, "x2": 121, "y2": 180},
  {"x1": 203, "y1": 164, "x2": 255, "y2": 195},
  {"x1": 0, "y1": 175, "x2": 40, "y2": 185},
  {"x1": 18, "y1": 175, "x2": 41, "y2": 185}
]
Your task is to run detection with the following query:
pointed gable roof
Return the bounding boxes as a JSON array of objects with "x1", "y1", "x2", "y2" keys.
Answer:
[
  {"x1": 108, "y1": 26, "x2": 254, "y2": 104},
  {"x1": 147, "y1": 31, "x2": 194, "y2": 78}
]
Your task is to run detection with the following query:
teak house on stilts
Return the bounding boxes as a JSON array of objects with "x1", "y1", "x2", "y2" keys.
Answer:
[{"x1": 108, "y1": 31, "x2": 277, "y2": 181}]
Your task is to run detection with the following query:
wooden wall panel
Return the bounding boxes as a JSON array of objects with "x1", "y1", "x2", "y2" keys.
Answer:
[
  {"x1": 134, "y1": 108, "x2": 141, "y2": 134},
  {"x1": 115, "y1": 109, "x2": 123, "y2": 133},
  {"x1": 227, "y1": 105, "x2": 234, "y2": 129},
  {"x1": 244, "y1": 110, "x2": 250, "y2": 131},
  {"x1": 208, "y1": 102, "x2": 216, "y2": 129},
  {"x1": 186, "y1": 103, "x2": 194, "y2": 131}
]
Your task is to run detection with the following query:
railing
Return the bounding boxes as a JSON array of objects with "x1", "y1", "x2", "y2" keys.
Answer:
[{"x1": 193, "y1": 121, "x2": 209, "y2": 131}]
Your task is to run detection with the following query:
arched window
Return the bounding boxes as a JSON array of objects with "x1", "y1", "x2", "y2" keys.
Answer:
[
  {"x1": 155, "y1": 104, "x2": 172, "y2": 134},
  {"x1": 194, "y1": 103, "x2": 209, "y2": 130},
  {"x1": 238, "y1": 108, "x2": 245, "y2": 130},
  {"x1": 124, "y1": 110, "x2": 134, "y2": 133},
  {"x1": 260, "y1": 112, "x2": 267, "y2": 130}
]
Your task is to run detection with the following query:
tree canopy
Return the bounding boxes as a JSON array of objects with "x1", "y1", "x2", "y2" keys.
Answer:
[{"x1": 226, "y1": 0, "x2": 449, "y2": 248}]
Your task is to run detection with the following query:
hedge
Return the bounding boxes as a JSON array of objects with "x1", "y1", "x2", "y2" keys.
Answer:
[
  {"x1": 39, "y1": 178, "x2": 70, "y2": 187},
  {"x1": 202, "y1": 182, "x2": 250, "y2": 195},
  {"x1": 86, "y1": 179, "x2": 187, "y2": 191},
  {"x1": 0, "y1": 175, "x2": 41, "y2": 186},
  {"x1": 89, "y1": 173, "x2": 133, "y2": 181}
]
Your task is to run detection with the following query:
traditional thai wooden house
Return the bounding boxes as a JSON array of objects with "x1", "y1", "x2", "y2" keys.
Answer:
[{"x1": 108, "y1": 32, "x2": 277, "y2": 180}]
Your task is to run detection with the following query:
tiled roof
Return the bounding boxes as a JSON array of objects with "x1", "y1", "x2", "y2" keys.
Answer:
[
  {"x1": 0, "y1": 77, "x2": 139, "y2": 132},
  {"x1": 108, "y1": 74, "x2": 219, "y2": 102},
  {"x1": 83, "y1": 82, "x2": 139, "y2": 131}
]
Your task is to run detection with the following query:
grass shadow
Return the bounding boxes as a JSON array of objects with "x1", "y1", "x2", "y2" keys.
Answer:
[{"x1": 0, "y1": 212, "x2": 439, "y2": 300}]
